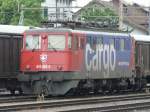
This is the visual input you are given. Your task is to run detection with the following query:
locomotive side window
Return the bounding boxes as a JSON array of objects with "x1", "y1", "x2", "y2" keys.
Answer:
[
  {"x1": 89, "y1": 36, "x2": 93, "y2": 46},
  {"x1": 91, "y1": 36, "x2": 94, "y2": 47},
  {"x1": 97, "y1": 37, "x2": 102, "y2": 45},
  {"x1": 48, "y1": 35, "x2": 65, "y2": 50},
  {"x1": 120, "y1": 39, "x2": 125, "y2": 51},
  {"x1": 110, "y1": 38, "x2": 115, "y2": 47},
  {"x1": 26, "y1": 35, "x2": 41, "y2": 50},
  {"x1": 124, "y1": 39, "x2": 130, "y2": 50},
  {"x1": 115, "y1": 39, "x2": 120, "y2": 50},
  {"x1": 88, "y1": 36, "x2": 97, "y2": 50}
]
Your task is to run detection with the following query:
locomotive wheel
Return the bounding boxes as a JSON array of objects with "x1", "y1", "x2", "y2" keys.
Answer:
[
  {"x1": 10, "y1": 90, "x2": 15, "y2": 95},
  {"x1": 41, "y1": 85, "x2": 49, "y2": 96},
  {"x1": 18, "y1": 88, "x2": 23, "y2": 95},
  {"x1": 33, "y1": 81, "x2": 49, "y2": 96}
]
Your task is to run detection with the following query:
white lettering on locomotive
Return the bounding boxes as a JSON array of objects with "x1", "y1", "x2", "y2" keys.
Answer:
[
  {"x1": 36, "y1": 65, "x2": 51, "y2": 69},
  {"x1": 85, "y1": 44, "x2": 116, "y2": 74}
]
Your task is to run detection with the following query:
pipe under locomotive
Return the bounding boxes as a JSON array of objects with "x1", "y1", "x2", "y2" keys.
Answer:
[{"x1": 17, "y1": 28, "x2": 150, "y2": 96}]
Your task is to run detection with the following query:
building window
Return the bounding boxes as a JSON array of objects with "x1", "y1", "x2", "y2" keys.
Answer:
[{"x1": 43, "y1": 7, "x2": 48, "y2": 18}]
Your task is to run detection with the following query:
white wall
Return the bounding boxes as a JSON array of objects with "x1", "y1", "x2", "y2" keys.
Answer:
[
  {"x1": 122, "y1": 23, "x2": 147, "y2": 35},
  {"x1": 42, "y1": 0, "x2": 74, "y2": 20}
]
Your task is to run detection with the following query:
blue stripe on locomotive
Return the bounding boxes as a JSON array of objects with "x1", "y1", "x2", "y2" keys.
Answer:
[{"x1": 84, "y1": 33, "x2": 131, "y2": 72}]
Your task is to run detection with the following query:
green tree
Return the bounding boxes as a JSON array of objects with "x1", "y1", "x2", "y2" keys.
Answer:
[
  {"x1": 0, "y1": 0, "x2": 44, "y2": 26},
  {"x1": 81, "y1": 7, "x2": 118, "y2": 22}
]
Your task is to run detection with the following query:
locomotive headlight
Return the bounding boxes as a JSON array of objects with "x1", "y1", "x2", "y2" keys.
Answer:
[
  {"x1": 57, "y1": 65, "x2": 63, "y2": 71},
  {"x1": 26, "y1": 65, "x2": 31, "y2": 70}
]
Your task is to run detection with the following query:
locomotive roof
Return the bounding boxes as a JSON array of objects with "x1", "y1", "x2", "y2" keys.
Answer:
[
  {"x1": 25, "y1": 28, "x2": 72, "y2": 33},
  {"x1": 25, "y1": 28, "x2": 129, "y2": 37}
]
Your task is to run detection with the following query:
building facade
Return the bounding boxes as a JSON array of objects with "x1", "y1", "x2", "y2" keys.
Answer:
[
  {"x1": 41, "y1": 0, "x2": 75, "y2": 21},
  {"x1": 74, "y1": 0, "x2": 150, "y2": 35},
  {"x1": 113, "y1": 0, "x2": 150, "y2": 35}
]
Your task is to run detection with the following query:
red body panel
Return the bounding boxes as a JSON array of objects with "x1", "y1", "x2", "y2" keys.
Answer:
[
  {"x1": 20, "y1": 31, "x2": 84, "y2": 72},
  {"x1": 20, "y1": 51, "x2": 73, "y2": 71}
]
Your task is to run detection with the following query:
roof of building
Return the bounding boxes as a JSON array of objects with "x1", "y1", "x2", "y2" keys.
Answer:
[
  {"x1": 74, "y1": 0, "x2": 149, "y2": 34},
  {"x1": 123, "y1": 3, "x2": 149, "y2": 33},
  {"x1": 74, "y1": 0, "x2": 114, "y2": 16}
]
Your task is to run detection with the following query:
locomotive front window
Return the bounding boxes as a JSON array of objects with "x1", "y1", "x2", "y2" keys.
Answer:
[
  {"x1": 26, "y1": 35, "x2": 41, "y2": 50},
  {"x1": 48, "y1": 35, "x2": 65, "y2": 50}
]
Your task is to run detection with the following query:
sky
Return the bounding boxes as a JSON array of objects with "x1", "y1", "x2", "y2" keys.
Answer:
[{"x1": 73, "y1": 0, "x2": 150, "y2": 7}]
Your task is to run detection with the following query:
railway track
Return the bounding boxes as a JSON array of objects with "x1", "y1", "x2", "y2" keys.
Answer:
[
  {"x1": 0, "y1": 91, "x2": 142, "y2": 104},
  {"x1": 0, "y1": 93, "x2": 150, "y2": 111},
  {"x1": 0, "y1": 95, "x2": 36, "y2": 104}
]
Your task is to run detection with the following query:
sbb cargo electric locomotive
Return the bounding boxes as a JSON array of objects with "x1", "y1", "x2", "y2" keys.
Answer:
[{"x1": 18, "y1": 28, "x2": 150, "y2": 96}]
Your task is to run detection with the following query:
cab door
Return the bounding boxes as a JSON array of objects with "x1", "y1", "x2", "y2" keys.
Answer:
[
  {"x1": 71, "y1": 33, "x2": 79, "y2": 70},
  {"x1": 78, "y1": 34, "x2": 85, "y2": 71}
]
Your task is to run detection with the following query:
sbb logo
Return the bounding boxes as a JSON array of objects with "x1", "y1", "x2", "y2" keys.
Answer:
[{"x1": 40, "y1": 54, "x2": 48, "y2": 63}]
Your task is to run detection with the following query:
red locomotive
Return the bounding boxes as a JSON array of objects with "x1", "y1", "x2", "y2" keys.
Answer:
[
  {"x1": 20, "y1": 29, "x2": 84, "y2": 72},
  {"x1": 18, "y1": 28, "x2": 150, "y2": 96}
]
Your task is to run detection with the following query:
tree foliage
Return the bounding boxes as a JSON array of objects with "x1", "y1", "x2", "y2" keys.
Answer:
[
  {"x1": 0, "y1": 0, "x2": 44, "y2": 26},
  {"x1": 81, "y1": 7, "x2": 118, "y2": 22}
]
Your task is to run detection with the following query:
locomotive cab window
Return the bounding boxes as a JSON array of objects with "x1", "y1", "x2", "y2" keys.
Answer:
[
  {"x1": 26, "y1": 35, "x2": 41, "y2": 50},
  {"x1": 48, "y1": 35, "x2": 65, "y2": 50}
]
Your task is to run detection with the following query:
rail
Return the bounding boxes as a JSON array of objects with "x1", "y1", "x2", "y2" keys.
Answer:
[{"x1": 0, "y1": 93, "x2": 150, "y2": 111}]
